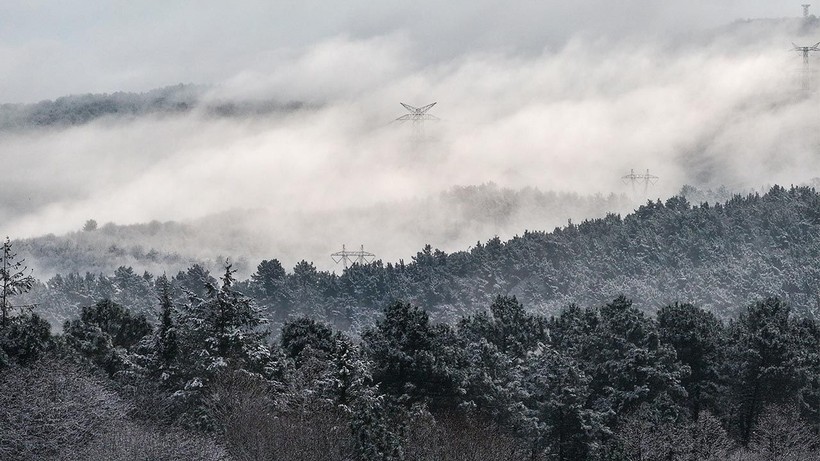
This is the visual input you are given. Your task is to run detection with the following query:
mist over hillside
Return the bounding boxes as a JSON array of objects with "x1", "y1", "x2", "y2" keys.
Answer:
[
  {"x1": 0, "y1": 84, "x2": 307, "y2": 131},
  {"x1": 14, "y1": 183, "x2": 633, "y2": 278},
  {"x1": 0, "y1": 10, "x2": 818, "y2": 254},
  {"x1": 5, "y1": 4, "x2": 820, "y2": 460},
  {"x1": 18, "y1": 184, "x2": 818, "y2": 331}
]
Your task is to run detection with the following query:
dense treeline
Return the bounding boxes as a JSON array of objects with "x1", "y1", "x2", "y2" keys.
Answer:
[
  {"x1": 3, "y1": 184, "x2": 820, "y2": 459},
  {"x1": 2, "y1": 263, "x2": 819, "y2": 459},
  {"x1": 25, "y1": 185, "x2": 820, "y2": 331}
]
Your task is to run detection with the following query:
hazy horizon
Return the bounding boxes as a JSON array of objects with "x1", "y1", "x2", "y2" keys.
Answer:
[{"x1": 2, "y1": 2, "x2": 819, "y2": 273}]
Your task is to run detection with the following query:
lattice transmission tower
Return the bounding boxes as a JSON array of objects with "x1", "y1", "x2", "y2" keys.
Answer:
[
  {"x1": 395, "y1": 102, "x2": 439, "y2": 141},
  {"x1": 622, "y1": 168, "x2": 659, "y2": 197},
  {"x1": 331, "y1": 244, "x2": 375, "y2": 269},
  {"x1": 804, "y1": 4, "x2": 812, "y2": 18},
  {"x1": 793, "y1": 42, "x2": 820, "y2": 92}
]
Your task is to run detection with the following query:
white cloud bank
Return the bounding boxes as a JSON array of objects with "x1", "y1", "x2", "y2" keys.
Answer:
[{"x1": 0, "y1": 3, "x2": 818, "y2": 270}]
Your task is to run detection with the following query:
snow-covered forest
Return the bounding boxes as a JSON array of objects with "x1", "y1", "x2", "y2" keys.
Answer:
[
  {"x1": 19, "y1": 185, "x2": 820, "y2": 331},
  {"x1": 3, "y1": 2, "x2": 820, "y2": 460},
  {"x1": 2, "y1": 186, "x2": 820, "y2": 460}
]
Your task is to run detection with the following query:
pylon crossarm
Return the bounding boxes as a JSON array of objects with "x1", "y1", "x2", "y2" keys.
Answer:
[
  {"x1": 417, "y1": 102, "x2": 437, "y2": 114},
  {"x1": 401, "y1": 103, "x2": 420, "y2": 113}
]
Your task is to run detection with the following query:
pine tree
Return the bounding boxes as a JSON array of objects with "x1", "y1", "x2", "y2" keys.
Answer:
[
  {"x1": 658, "y1": 303, "x2": 726, "y2": 419},
  {"x1": 363, "y1": 301, "x2": 462, "y2": 409},
  {"x1": 578, "y1": 296, "x2": 688, "y2": 421},
  {"x1": 0, "y1": 237, "x2": 35, "y2": 327},
  {"x1": 460, "y1": 295, "x2": 548, "y2": 360},
  {"x1": 280, "y1": 317, "x2": 336, "y2": 365},
  {"x1": 182, "y1": 263, "x2": 270, "y2": 373},
  {"x1": 173, "y1": 263, "x2": 271, "y2": 427},
  {"x1": 151, "y1": 275, "x2": 179, "y2": 380},
  {"x1": 518, "y1": 344, "x2": 603, "y2": 461},
  {"x1": 726, "y1": 297, "x2": 803, "y2": 444},
  {"x1": 249, "y1": 259, "x2": 292, "y2": 322},
  {"x1": 0, "y1": 311, "x2": 51, "y2": 368},
  {"x1": 63, "y1": 299, "x2": 152, "y2": 375}
]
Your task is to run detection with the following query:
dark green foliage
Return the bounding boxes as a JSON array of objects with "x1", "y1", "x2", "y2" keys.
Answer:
[
  {"x1": 726, "y1": 297, "x2": 804, "y2": 444},
  {"x1": 149, "y1": 275, "x2": 179, "y2": 381},
  {"x1": 351, "y1": 394, "x2": 405, "y2": 461},
  {"x1": 250, "y1": 259, "x2": 286, "y2": 294},
  {"x1": 3, "y1": 288, "x2": 820, "y2": 459},
  {"x1": 280, "y1": 316, "x2": 336, "y2": 363},
  {"x1": 576, "y1": 297, "x2": 688, "y2": 419},
  {"x1": 41, "y1": 267, "x2": 158, "y2": 327},
  {"x1": 182, "y1": 264, "x2": 268, "y2": 370},
  {"x1": 174, "y1": 264, "x2": 216, "y2": 301},
  {"x1": 795, "y1": 317, "x2": 820, "y2": 433},
  {"x1": 170, "y1": 263, "x2": 271, "y2": 428},
  {"x1": 0, "y1": 311, "x2": 52, "y2": 367},
  {"x1": 363, "y1": 301, "x2": 463, "y2": 409},
  {"x1": 63, "y1": 299, "x2": 152, "y2": 374},
  {"x1": 658, "y1": 303, "x2": 726, "y2": 419},
  {"x1": 517, "y1": 346, "x2": 603, "y2": 460},
  {"x1": 248, "y1": 259, "x2": 293, "y2": 323},
  {"x1": 548, "y1": 303, "x2": 598, "y2": 353},
  {"x1": 82, "y1": 219, "x2": 98, "y2": 232},
  {"x1": 70, "y1": 299, "x2": 152, "y2": 350},
  {"x1": 28, "y1": 185, "x2": 820, "y2": 331},
  {"x1": 0, "y1": 84, "x2": 304, "y2": 132},
  {"x1": 5, "y1": 182, "x2": 820, "y2": 458},
  {"x1": 460, "y1": 295, "x2": 548, "y2": 359}
]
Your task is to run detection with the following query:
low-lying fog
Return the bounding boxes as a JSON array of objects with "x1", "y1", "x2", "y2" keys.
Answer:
[{"x1": 1, "y1": 3, "x2": 818, "y2": 274}]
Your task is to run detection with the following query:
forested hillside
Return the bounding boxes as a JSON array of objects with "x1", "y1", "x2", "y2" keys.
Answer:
[
  {"x1": 14, "y1": 183, "x2": 631, "y2": 283},
  {"x1": 1, "y1": 186, "x2": 819, "y2": 460},
  {"x1": 2, "y1": 273, "x2": 818, "y2": 459},
  {"x1": 0, "y1": 84, "x2": 304, "y2": 131},
  {"x1": 23, "y1": 185, "x2": 820, "y2": 331}
]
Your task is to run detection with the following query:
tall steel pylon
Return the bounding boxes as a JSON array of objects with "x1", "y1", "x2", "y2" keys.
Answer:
[
  {"x1": 793, "y1": 42, "x2": 820, "y2": 92},
  {"x1": 395, "y1": 102, "x2": 439, "y2": 141},
  {"x1": 331, "y1": 244, "x2": 375, "y2": 269},
  {"x1": 804, "y1": 4, "x2": 812, "y2": 18},
  {"x1": 622, "y1": 168, "x2": 659, "y2": 198}
]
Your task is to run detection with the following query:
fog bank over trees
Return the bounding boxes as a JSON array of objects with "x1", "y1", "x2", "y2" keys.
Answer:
[{"x1": 1, "y1": 14, "x2": 819, "y2": 259}]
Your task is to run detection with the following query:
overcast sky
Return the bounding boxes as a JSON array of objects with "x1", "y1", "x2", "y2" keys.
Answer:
[
  {"x1": 0, "y1": 1, "x2": 799, "y2": 103},
  {"x1": 1, "y1": 2, "x2": 817, "y2": 272}
]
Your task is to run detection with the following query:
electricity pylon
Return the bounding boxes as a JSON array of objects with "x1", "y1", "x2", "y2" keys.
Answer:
[
  {"x1": 395, "y1": 102, "x2": 439, "y2": 141},
  {"x1": 622, "y1": 168, "x2": 659, "y2": 197},
  {"x1": 804, "y1": 4, "x2": 812, "y2": 18},
  {"x1": 331, "y1": 244, "x2": 375, "y2": 269},
  {"x1": 793, "y1": 42, "x2": 820, "y2": 92}
]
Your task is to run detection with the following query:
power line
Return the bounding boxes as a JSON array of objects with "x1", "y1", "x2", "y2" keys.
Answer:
[
  {"x1": 331, "y1": 244, "x2": 375, "y2": 269},
  {"x1": 395, "y1": 102, "x2": 439, "y2": 141},
  {"x1": 793, "y1": 42, "x2": 820, "y2": 92},
  {"x1": 621, "y1": 168, "x2": 659, "y2": 197}
]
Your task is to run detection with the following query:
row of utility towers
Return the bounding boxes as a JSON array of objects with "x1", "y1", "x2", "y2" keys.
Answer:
[
  {"x1": 393, "y1": 5, "x2": 818, "y2": 140},
  {"x1": 331, "y1": 5, "x2": 815, "y2": 269}
]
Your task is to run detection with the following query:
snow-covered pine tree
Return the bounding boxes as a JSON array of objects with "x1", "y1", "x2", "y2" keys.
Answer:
[
  {"x1": 0, "y1": 237, "x2": 34, "y2": 327},
  {"x1": 149, "y1": 274, "x2": 179, "y2": 382},
  {"x1": 173, "y1": 262, "x2": 271, "y2": 427}
]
